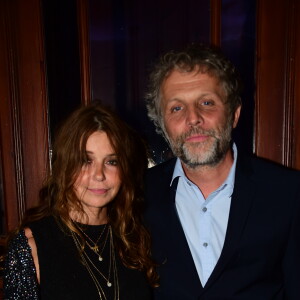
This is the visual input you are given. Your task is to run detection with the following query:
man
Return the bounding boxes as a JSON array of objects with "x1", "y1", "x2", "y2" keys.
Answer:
[{"x1": 144, "y1": 44, "x2": 300, "y2": 299}]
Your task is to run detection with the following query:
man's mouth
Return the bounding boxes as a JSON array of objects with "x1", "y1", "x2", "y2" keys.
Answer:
[{"x1": 185, "y1": 134, "x2": 210, "y2": 143}]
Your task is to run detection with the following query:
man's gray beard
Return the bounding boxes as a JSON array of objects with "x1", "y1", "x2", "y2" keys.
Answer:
[{"x1": 167, "y1": 123, "x2": 232, "y2": 169}]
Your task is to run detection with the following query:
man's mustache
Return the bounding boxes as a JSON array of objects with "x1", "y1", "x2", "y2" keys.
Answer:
[{"x1": 180, "y1": 127, "x2": 217, "y2": 141}]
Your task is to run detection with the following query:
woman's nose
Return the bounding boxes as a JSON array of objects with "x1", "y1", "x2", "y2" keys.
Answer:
[{"x1": 93, "y1": 164, "x2": 105, "y2": 182}]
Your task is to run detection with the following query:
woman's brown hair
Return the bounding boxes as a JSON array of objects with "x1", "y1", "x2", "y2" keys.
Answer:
[{"x1": 15, "y1": 101, "x2": 158, "y2": 286}]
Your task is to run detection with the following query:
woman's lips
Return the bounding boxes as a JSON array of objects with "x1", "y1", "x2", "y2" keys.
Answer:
[{"x1": 87, "y1": 188, "x2": 108, "y2": 195}]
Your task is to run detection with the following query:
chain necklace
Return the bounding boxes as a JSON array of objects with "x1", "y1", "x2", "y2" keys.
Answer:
[
  {"x1": 86, "y1": 229, "x2": 110, "y2": 262},
  {"x1": 73, "y1": 221, "x2": 108, "y2": 261},
  {"x1": 71, "y1": 225, "x2": 119, "y2": 300}
]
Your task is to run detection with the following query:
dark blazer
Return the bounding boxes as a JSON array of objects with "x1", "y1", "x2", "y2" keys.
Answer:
[{"x1": 145, "y1": 153, "x2": 300, "y2": 300}]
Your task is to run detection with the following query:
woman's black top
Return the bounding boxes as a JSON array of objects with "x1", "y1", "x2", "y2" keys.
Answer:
[{"x1": 4, "y1": 216, "x2": 151, "y2": 300}]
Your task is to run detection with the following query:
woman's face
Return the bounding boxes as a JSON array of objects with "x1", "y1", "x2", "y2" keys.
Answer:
[{"x1": 73, "y1": 131, "x2": 121, "y2": 220}]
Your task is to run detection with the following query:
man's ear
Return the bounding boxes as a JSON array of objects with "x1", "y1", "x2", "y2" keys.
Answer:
[{"x1": 232, "y1": 105, "x2": 241, "y2": 128}]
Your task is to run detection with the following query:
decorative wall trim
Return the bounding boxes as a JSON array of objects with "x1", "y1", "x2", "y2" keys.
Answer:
[
  {"x1": 77, "y1": 0, "x2": 92, "y2": 105},
  {"x1": 255, "y1": 0, "x2": 300, "y2": 169},
  {"x1": 0, "y1": 0, "x2": 24, "y2": 230},
  {"x1": 210, "y1": 0, "x2": 222, "y2": 46},
  {"x1": 0, "y1": 0, "x2": 50, "y2": 231},
  {"x1": 282, "y1": 0, "x2": 296, "y2": 167}
]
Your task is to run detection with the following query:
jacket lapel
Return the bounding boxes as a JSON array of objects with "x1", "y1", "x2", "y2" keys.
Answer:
[
  {"x1": 203, "y1": 154, "x2": 256, "y2": 290},
  {"x1": 163, "y1": 161, "x2": 204, "y2": 292}
]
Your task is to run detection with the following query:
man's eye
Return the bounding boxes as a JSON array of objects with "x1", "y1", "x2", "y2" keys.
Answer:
[
  {"x1": 202, "y1": 100, "x2": 213, "y2": 106},
  {"x1": 171, "y1": 106, "x2": 182, "y2": 112}
]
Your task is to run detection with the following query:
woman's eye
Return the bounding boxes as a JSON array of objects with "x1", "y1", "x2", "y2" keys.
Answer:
[
  {"x1": 106, "y1": 159, "x2": 118, "y2": 166},
  {"x1": 83, "y1": 158, "x2": 92, "y2": 165}
]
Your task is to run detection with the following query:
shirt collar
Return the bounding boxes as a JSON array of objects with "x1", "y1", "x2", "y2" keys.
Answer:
[{"x1": 170, "y1": 143, "x2": 238, "y2": 195}]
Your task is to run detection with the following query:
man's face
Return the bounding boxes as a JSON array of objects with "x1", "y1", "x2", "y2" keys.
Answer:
[{"x1": 161, "y1": 69, "x2": 240, "y2": 168}]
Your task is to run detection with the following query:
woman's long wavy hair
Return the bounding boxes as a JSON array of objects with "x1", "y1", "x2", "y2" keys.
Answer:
[{"x1": 14, "y1": 101, "x2": 158, "y2": 286}]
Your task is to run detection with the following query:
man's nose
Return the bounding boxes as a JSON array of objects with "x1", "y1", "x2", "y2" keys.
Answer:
[{"x1": 186, "y1": 106, "x2": 203, "y2": 127}]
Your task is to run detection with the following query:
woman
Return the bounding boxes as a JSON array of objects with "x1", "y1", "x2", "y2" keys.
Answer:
[{"x1": 4, "y1": 102, "x2": 157, "y2": 299}]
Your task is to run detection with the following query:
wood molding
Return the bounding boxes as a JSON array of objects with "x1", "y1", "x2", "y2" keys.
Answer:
[
  {"x1": 255, "y1": 0, "x2": 300, "y2": 168},
  {"x1": 0, "y1": 0, "x2": 50, "y2": 231},
  {"x1": 293, "y1": 0, "x2": 300, "y2": 169},
  {"x1": 210, "y1": 0, "x2": 222, "y2": 46},
  {"x1": 282, "y1": 0, "x2": 296, "y2": 167},
  {"x1": 0, "y1": 0, "x2": 24, "y2": 230},
  {"x1": 77, "y1": 0, "x2": 92, "y2": 105},
  {"x1": 17, "y1": 0, "x2": 50, "y2": 210}
]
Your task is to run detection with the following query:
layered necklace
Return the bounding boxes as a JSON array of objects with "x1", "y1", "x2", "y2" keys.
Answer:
[
  {"x1": 71, "y1": 223, "x2": 120, "y2": 300},
  {"x1": 78, "y1": 223, "x2": 109, "y2": 262}
]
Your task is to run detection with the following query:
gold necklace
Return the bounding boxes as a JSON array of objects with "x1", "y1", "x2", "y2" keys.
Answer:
[
  {"x1": 74, "y1": 222, "x2": 108, "y2": 261},
  {"x1": 71, "y1": 226, "x2": 119, "y2": 300},
  {"x1": 84, "y1": 226, "x2": 110, "y2": 262}
]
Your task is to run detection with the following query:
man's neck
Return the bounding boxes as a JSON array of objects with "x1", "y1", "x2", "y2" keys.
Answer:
[{"x1": 182, "y1": 149, "x2": 234, "y2": 199}]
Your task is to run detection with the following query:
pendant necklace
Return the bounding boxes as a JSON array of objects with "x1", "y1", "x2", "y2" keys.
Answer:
[
  {"x1": 71, "y1": 225, "x2": 119, "y2": 300},
  {"x1": 74, "y1": 221, "x2": 108, "y2": 261}
]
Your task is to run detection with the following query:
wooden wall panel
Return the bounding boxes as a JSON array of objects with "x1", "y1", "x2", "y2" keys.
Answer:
[
  {"x1": 255, "y1": 0, "x2": 300, "y2": 169},
  {"x1": 293, "y1": 0, "x2": 300, "y2": 169},
  {"x1": 0, "y1": 0, "x2": 49, "y2": 231},
  {"x1": 77, "y1": 0, "x2": 92, "y2": 105},
  {"x1": 15, "y1": 1, "x2": 50, "y2": 211},
  {"x1": 0, "y1": 1, "x2": 20, "y2": 230},
  {"x1": 210, "y1": 0, "x2": 222, "y2": 47},
  {"x1": 255, "y1": 0, "x2": 288, "y2": 164}
]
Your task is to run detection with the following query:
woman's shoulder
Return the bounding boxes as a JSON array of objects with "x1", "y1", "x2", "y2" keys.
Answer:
[
  {"x1": 7, "y1": 227, "x2": 38, "y2": 263},
  {"x1": 27, "y1": 215, "x2": 65, "y2": 244},
  {"x1": 29, "y1": 215, "x2": 65, "y2": 236},
  {"x1": 6, "y1": 230, "x2": 33, "y2": 275},
  {"x1": 7, "y1": 229, "x2": 28, "y2": 252},
  {"x1": 28, "y1": 215, "x2": 56, "y2": 230}
]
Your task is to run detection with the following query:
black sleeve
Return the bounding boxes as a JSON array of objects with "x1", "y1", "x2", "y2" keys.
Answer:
[{"x1": 4, "y1": 230, "x2": 40, "y2": 299}]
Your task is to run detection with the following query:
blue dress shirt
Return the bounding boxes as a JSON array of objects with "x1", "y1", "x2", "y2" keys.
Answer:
[{"x1": 172, "y1": 144, "x2": 237, "y2": 286}]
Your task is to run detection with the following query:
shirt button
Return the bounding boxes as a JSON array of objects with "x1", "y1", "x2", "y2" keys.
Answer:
[
  {"x1": 202, "y1": 207, "x2": 207, "y2": 212},
  {"x1": 203, "y1": 242, "x2": 208, "y2": 247}
]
